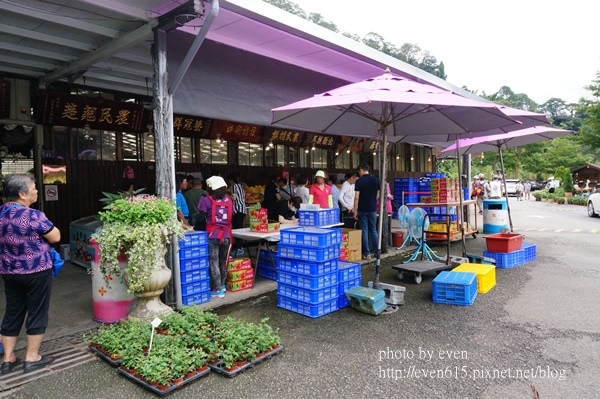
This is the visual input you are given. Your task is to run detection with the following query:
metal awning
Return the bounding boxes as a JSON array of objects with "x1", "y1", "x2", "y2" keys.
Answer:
[{"x1": 0, "y1": 0, "x2": 481, "y2": 120}]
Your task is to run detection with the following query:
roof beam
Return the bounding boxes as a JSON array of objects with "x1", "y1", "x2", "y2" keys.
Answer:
[
  {"x1": 79, "y1": 0, "x2": 152, "y2": 21},
  {"x1": 0, "y1": 1, "x2": 120, "y2": 38},
  {"x1": 0, "y1": 25, "x2": 95, "y2": 52},
  {"x1": 0, "y1": 56, "x2": 59, "y2": 70},
  {"x1": 0, "y1": 42, "x2": 76, "y2": 62},
  {"x1": 40, "y1": 20, "x2": 158, "y2": 84},
  {"x1": 0, "y1": 65, "x2": 44, "y2": 77}
]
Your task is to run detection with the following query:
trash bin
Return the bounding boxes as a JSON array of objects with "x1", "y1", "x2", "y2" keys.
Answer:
[
  {"x1": 90, "y1": 240, "x2": 136, "y2": 323},
  {"x1": 69, "y1": 215, "x2": 103, "y2": 270},
  {"x1": 483, "y1": 198, "x2": 508, "y2": 234}
]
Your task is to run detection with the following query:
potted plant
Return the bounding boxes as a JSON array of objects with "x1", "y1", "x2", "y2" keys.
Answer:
[
  {"x1": 532, "y1": 191, "x2": 542, "y2": 202},
  {"x1": 92, "y1": 194, "x2": 185, "y2": 320},
  {"x1": 563, "y1": 172, "x2": 574, "y2": 198}
]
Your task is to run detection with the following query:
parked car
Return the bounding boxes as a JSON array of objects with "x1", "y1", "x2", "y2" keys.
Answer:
[
  {"x1": 530, "y1": 182, "x2": 543, "y2": 191},
  {"x1": 587, "y1": 189, "x2": 600, "y2": 217},
  {"x1": 504, "y1": 179, "x2": 519, "y2": 196}
]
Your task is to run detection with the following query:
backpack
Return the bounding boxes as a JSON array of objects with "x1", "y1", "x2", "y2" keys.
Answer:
[{"x1": 474, "y1": 186, "x2": 484, "y2": 197}]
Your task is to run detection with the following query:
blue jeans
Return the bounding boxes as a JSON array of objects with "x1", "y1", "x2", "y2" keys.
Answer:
[{"x1": 358, "y1": 211, "x2": 378, "y2": 257}]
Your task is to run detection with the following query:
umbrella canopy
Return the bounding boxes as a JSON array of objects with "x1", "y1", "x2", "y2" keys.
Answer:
[
  {"x1": 439, "y1": 126, "x2": 574, "y2": 231},
  {"x1": 272, "y1": 69, "x2": 520, "y2": 142},
  {"x1": 439, "y1": 126, "x2": 573, "y2": 156},
  {"x1": 272, "y1": 69, "x2": 524, "y2": 284}
]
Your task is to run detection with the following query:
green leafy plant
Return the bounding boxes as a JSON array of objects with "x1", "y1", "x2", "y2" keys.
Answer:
[
  {"x1": 92, "y1": 195, "x2": 185, "y2": 293},
  {"x1": 563, "y1": 172, "x2": 574, "y2": 193}
]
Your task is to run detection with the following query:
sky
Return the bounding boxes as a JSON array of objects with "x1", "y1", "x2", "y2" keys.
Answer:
[{"x1": 291, "y1": 0, "x2": 600, "y2": 105}]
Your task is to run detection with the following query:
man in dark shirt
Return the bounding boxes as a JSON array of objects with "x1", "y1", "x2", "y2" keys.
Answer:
[
  {"x1": 353, "y1": 164, "x2": 380, "y2": 260},
  {"x1": 184, "y1": 178, "x2": 207, "y2": 227},
  {"x1": 274, "y1": 197, "x2": 302, "y2": 224}
]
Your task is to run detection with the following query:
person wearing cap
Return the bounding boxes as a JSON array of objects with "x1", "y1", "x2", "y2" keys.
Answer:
[
  {"x1": 353, "y1": 164, "x2": 380, "y2": 260},
  {"x1": 308, "y1": 170, "x2": 333, "y2": 208},
  {"x1": 197, "y1": 176, "x2": 233, "y2": 299},
  {"x1": 474, "y1": 173, "x2": 487, "y2": 214},
  {"x1": 488, "y1": 175, "x2": 502, "y2": 199}
]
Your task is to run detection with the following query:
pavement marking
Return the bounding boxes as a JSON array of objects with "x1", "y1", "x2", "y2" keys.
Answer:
[
  {"x1": 554, "y1": 229, "x2": 564, "y2": 232},
  {"x1": 572, "y1": 229, "x2": 582, "y2": 232},
  {"x1": 591, "y1": 229, "x2": 598, "y2": 233}
]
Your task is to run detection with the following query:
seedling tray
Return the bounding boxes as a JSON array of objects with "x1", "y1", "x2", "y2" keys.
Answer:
[
  {"x1": 117, "y1": 365, "x2": 210, "y2": 396},
  {"x1": 89, "y1": 344, "x2": 121, "y2": 366},
  {"x1": 208, "y1": 344, "x2": 284, "y2": 377}
]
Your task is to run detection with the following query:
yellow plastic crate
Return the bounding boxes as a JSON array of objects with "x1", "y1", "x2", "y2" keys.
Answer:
[{"x1": 453, "y1": 263, "x2": 496, "y2": 294}]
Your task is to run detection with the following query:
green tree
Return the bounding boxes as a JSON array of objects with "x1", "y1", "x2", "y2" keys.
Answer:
[
  {"x1": 579, "y1": 71, "x2": 600, "y2": 149},
  {"x1": 263, "y1": 0, "x2": 307, "y2": 18},
  {"x1": 307, "y1": 13, "x2": 338, "y2": 31}
]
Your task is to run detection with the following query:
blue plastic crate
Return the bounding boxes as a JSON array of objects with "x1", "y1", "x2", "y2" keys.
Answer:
[
  {"x1": 338, "y1": 277, "x2": 362, "y2": 296},
  {"x1": 180, "y1": 256, "x2": 209, "y2": 272},
  {"x1": 277, "y1": 257, "x2": 338, "y2": 276},
  {"x1": 432, "y1": 271, "x2": 477, "y2": 306},
  {"x1": 279, "y1": 227, "x2": 342, "y2": 247},
  {"x1": 521, "y1": 243, "x2": 537, "y2": 263},
  {"x1": 180, "y1": 278, "x2": 210, "y2": 296},
  {"x1": 483, "y1": 249, "x2": 525, "y2": 269},
  {"x1": 278, "y1": 244, "x2": 340, "y2": 262},
  {"x1": 277, "y1": 283, "x2": 338, "y2": 303},
  {"x1": 277, "y1": 295, "x2": 338, "y2": 318},
  {"x1": 179, "y1": 245, "x2": 209, "y2": 260},
  {"x1": 338, "y1": 261, "x2": 361, "y2": 282},
  {"x1": 258, "y1": 248, "x2": 277, "y2": 260},
  {"x1": 277, "y1": 270, "x2": 338, "y2": 290},
  {"x1": 179, "y1": 231, "x2": 208, "y2": 248},
  {"x1": 182, "y1": 290, "x2": 211, "y2": 306},
  {"x1": 180, "y1": 268, "x2": 209, "y2": 284},
  {"x1": 337, "y1": 295, "x2": 351, "y2": 309},
  {"x1": 257, "y1": 265, "x2": 277, "y2": 281},
  {"x1": 298, "y1": 208, "x2": 339, "y2": 227}
]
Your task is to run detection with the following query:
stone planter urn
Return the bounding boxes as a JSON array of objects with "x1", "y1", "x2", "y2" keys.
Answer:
[{"x1": 125, "y1": 245, "x2": 174, "y2": 321}]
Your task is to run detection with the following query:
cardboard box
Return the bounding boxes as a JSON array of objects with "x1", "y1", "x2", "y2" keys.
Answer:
[
  {"x1": 227, "y1": 277, "x2": 254, "y2": 292},
  {"x1": 227, "y1": 257, "x2": 253, "y2": 271},
  {"x1": 250, "y1": 222, "x2": 280, "y2": 232},
  {"x1": 228, "y1": 268, "x2": 255, "y2": 282},
  {"x1": 341, "y1": 228, "x2": 361, "y2": 261},
  {"x1": 248, "y1": 207, "x2": 268, "y2": 223}
]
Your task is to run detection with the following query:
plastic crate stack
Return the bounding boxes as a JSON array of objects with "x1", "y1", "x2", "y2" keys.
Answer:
[
  {"x1": 179, "y1": 231, "x2": 210, "y2": 306},
  {"x1": 276, "y1": 227, "x2": 341, "y2": 318},
  {"x1": 298, "y1": 208, "x2": 339, "y2": 227},
  {"x1": 483, "y1": 233, "x2": 537, "y2": 269},
  {"x1": 393, "y1": 178, "x2": 420, "y2": 212},
  {"x1": 337, "y1": 261, "x2": 362, "y2": 308},
  {"x1": 256, "y1": 248, "x2": 278, "y2": 281},
  {"x1": 430, "y1": 178, "x2": 459, "y2": 222}
]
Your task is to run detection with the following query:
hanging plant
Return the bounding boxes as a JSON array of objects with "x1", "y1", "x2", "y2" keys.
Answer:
[{"x1": 92, "y1": 195, "x2": 185, "y2": 294}]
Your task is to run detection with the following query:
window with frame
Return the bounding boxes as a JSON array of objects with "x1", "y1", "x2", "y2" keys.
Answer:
[
  {"x1": 239, "y1": 142, "x2": 264, "y2": 166},
  {"x1": 310, "y1": 148, "x2": 328, "y2": 169},
  {"x1": 199, "y1": 138, "x2": 227, "y2": 164}
]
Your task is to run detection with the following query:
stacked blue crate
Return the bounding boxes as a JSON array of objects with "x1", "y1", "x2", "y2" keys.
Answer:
[
  {"x1": 256, "y1": 248, "x2": 278, "y2": 281},
  {"x1": 394, "y1": 178, "x2": 420, "y2": 210},
  {"x1": 179, "y1": 231, "x2": 211, "y2": 305},
  {"x1": 337, "y1": 261, "x2": 362, "y2": 308},
  {"x1": 276, "y1": 227, "x2": 341, "y2": 318},
  {"x1": 298, "y1": 208, "x2": 339, "y2": 227}
]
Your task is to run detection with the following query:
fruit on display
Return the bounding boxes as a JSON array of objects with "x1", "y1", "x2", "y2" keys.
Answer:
[{"x1": 245, "y1": 185, "x2": 264, "y2": 203}]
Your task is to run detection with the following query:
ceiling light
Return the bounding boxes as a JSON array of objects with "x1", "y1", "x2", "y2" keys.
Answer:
[
  {"x1": 311, "y1": 145, "x2": 316, "y2": 151},
  {"x1": 305, "y1": 148, "x2": 309, "y2": 154},
  {"x1": 410, "y1": 154, "x2": 414, "y2": 161},
  {"x1": 216, "y1": 133, "x2": 222, "y2": 144},
  {"x1": 346, "y1": 149, "x2": 350, "y2": 154},
  {"x1": 335, "y1": 151, "x2": 339, "y2": 156},
  {"x1": 427, "y1": 156, "x2": 431, "y2": 162},
  {"x1": 373, "y1": 152, "x2": 376, "y2": 156},
  {"x1": 396, "y1": 155, "x2": 400, "y2": 160}
]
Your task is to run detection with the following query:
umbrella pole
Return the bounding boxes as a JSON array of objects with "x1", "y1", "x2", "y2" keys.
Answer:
[
  {"x1": 373, "y1": 105, "x2": 390, "y2": 287},
  {"x1": 455, "y1": 134, "x2": 467, "y2": 256},
  {"x1": 498, "y1": 147, "x2": 514, "y2": 231}
]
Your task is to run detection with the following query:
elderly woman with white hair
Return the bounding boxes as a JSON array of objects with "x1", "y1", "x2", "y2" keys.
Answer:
[{"x1": 0, "y1": 174, "x2": 60, "y2": 374}]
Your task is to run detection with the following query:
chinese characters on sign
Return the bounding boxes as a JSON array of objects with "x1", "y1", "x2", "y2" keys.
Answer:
[
  {"x1": 173, "y1": 114, "x2": 211, "y2": 138},
  {"x1": 37, "y1": 91, "x2": 150, "y2": 133},
  {"x1": 264, "y1": 127, "x2": 305, "y2": 146},
  {"x1": 308, "y1": 133, "x2": 338, "y2": 149},
  {"x1": 210, "y1": 120, "x2": 263, "y2": 143}
]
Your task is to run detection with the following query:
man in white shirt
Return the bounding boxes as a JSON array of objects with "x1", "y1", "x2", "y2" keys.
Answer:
[
  {"x1": 338, "y1": 172, "x2": 358, "y2": 224},
  {"x1": 488, "y1": 176, "x2": 503, "y2": 199}
]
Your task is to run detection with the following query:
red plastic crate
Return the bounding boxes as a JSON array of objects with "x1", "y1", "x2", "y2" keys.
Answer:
[{"x1": 484, "y1": 233, "x2": 524, "y2": 253}]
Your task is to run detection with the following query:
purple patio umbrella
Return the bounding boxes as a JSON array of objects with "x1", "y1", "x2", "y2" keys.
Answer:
[
  {"x1": 439, "y1": 126, "x2": 574, "y2": 231},
  {"x1": 272, "y1": 69, "x2": 522, "y2": 285}
]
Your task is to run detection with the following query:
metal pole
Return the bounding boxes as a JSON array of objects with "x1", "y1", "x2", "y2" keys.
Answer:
[
  {"x1": 374, "y1": 103, "x2": 390, "y2": 286},
  {"x1": 498, "y1": 147, "x2": 513, "y2": 232}
]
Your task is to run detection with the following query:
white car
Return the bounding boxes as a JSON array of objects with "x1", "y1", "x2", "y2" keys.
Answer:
[
  {"x1": 587, "y1": 189, "x2": 600, "y2": 217},
  {"x1": 504, "y1": 179, "x2": 519, "y2": 196}
]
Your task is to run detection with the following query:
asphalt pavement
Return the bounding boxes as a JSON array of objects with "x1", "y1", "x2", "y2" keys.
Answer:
[{"x1": 1, "y1": 198, "x2": 598, "y2": 398}]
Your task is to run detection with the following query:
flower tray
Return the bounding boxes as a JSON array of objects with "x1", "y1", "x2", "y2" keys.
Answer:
[
  {"x1": 89, "y1": 344, "x2": 121, "y2": 366},
  {"x1": 117, "y1": 365, "x2": 210, "y2": 397},
  {"x1": 208, "y1": 344, "x2": 284, "y2": 378}
]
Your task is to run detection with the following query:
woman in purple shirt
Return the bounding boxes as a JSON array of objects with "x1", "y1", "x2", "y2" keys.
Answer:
[{"x1": 0, "y1": 174, "x2": 60, "y2": 374}]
